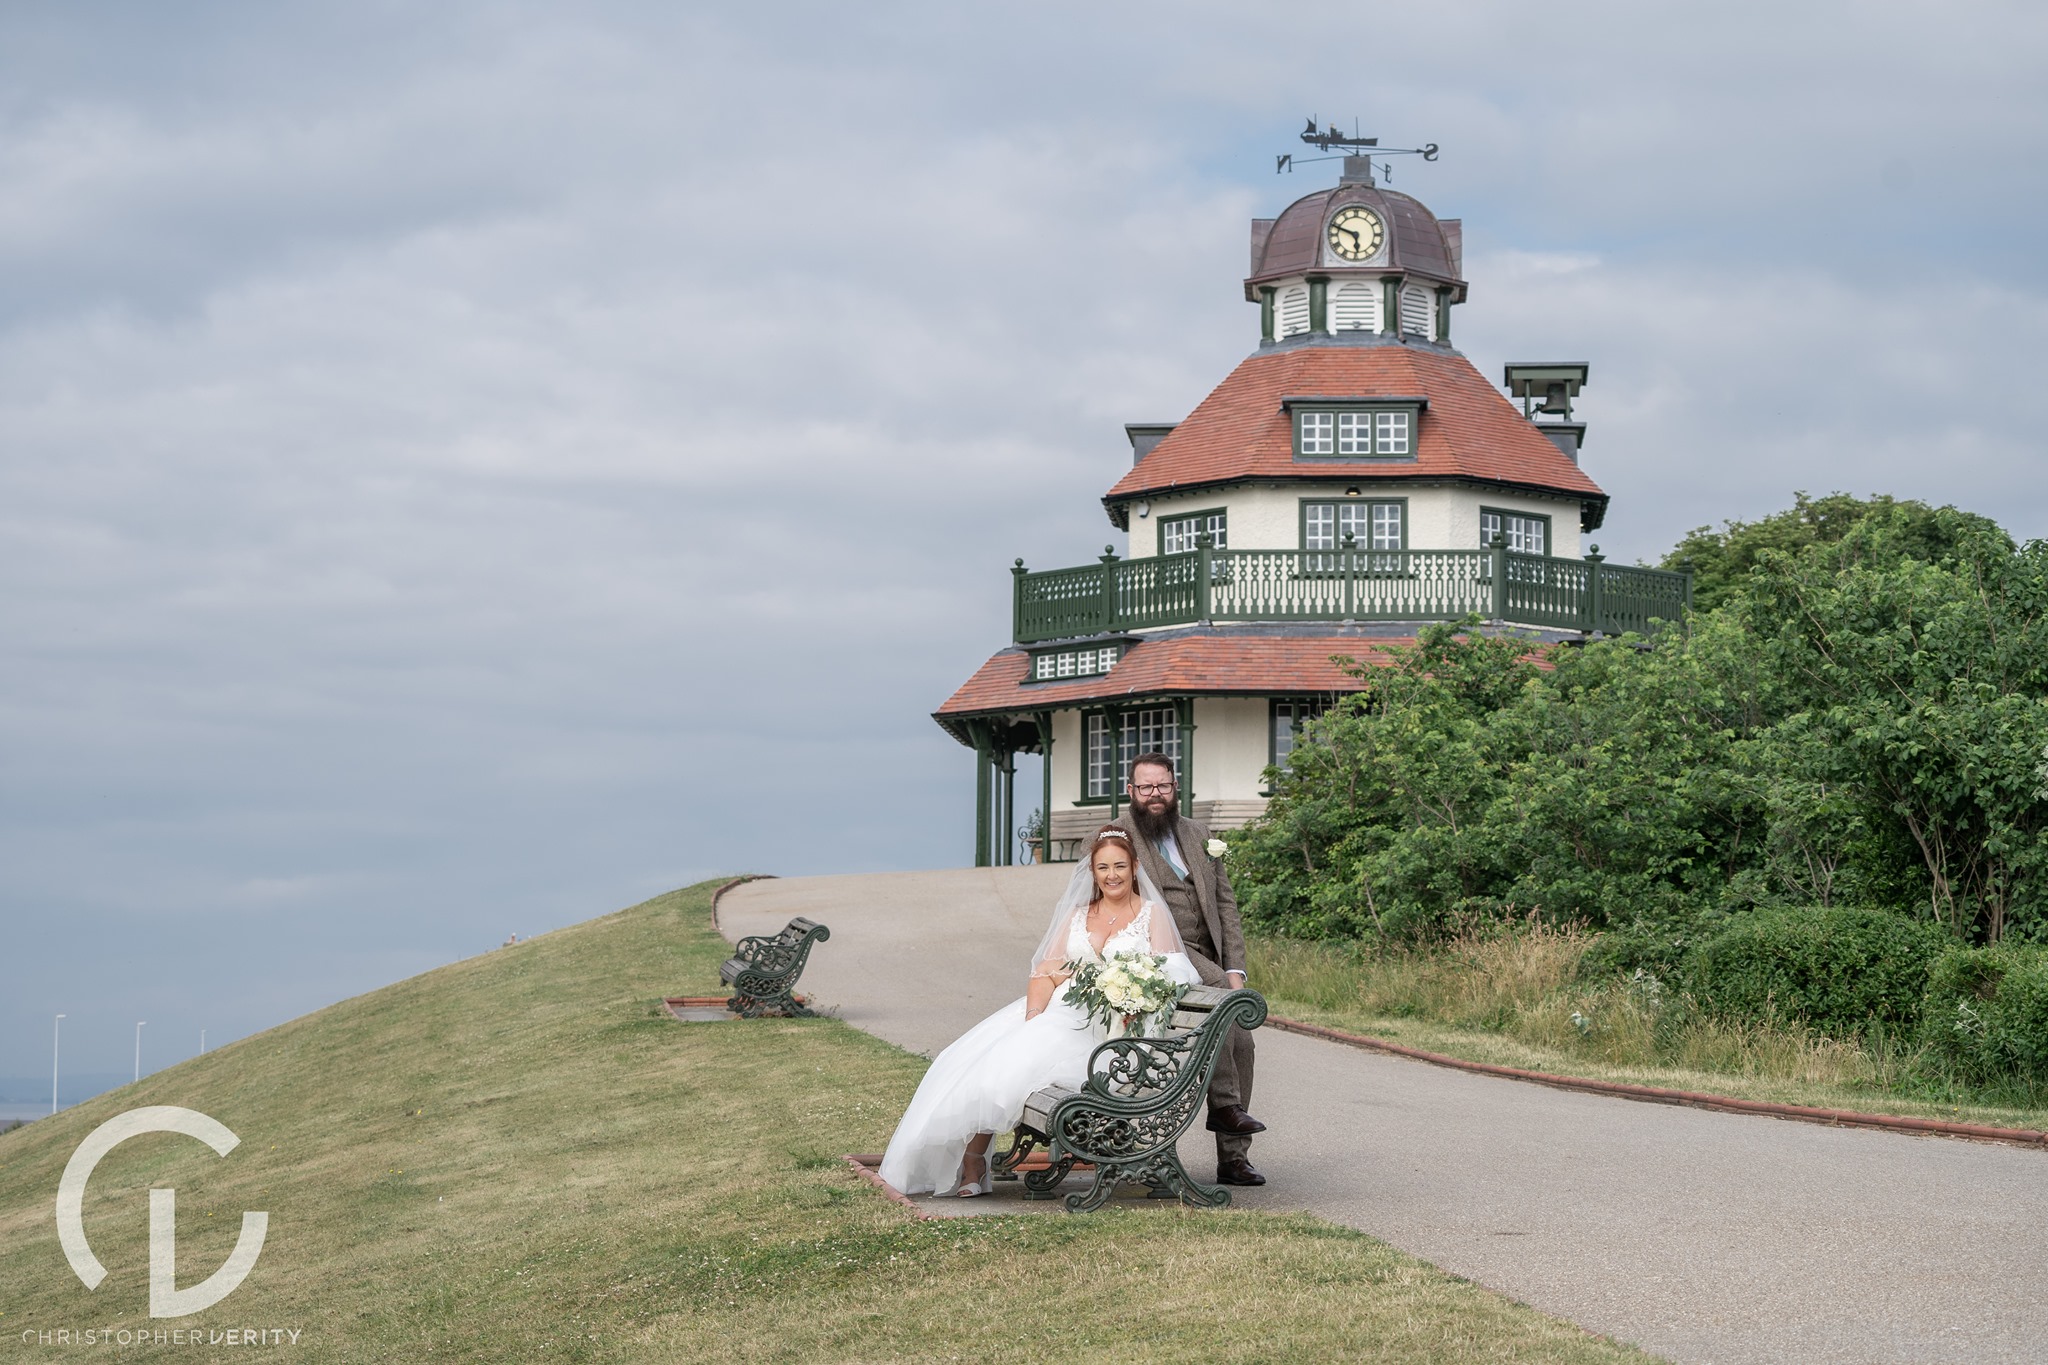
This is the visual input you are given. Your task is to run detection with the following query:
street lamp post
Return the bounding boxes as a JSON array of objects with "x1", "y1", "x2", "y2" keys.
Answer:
[
  {"x1": 134, "y1": 1021, "x2": 147, "y2": 1084},
  {"x1": 52, "y1": 1014, "x2": 66, "y2": 1116}
]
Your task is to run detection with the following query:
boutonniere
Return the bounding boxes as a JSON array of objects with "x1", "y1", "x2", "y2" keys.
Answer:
[{"x1": 1205, "y1": 837, "x2": 1227, "y2": 859}]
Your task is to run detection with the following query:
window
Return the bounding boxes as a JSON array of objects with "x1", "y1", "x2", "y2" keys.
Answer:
[
  {"x1": 1304, "y1": 498, "x2": 1404, "y2": 570},
  {"x1": 1270, "y1": 698, "x2": 1330, "y2": 774},
  {"x1": 1289, "y1": 401, "x2": 1422, "y2": 460},
  {"x1": 1375, "y1": 410, "x2": 1411, "y2": 455},
  {"x1": 1480, "y1": 508, "x2": 1549, "y2": 556},
  {"x1": 1298, "y1": 411, "x2": 1334, "y2": 456},
  {"x1": 1030, "y1": 644, "x2": 1121, "y2": 681},
  {"x1": 1399, "y1": 283, "x2": 1434, "y2": 337},
  {"x1": 1331, "y1": 280, "x2": 1379, "y2": 332},
  {"x1": 1159, "y1": 509, "x2": 1227, "y2": 555},
  {"x1": 1082, "y1": 706, "x2": 1183, "y2": 799},
  {"x1": 1278, "y1": 285, "x2": 1310, "y2": 338}
]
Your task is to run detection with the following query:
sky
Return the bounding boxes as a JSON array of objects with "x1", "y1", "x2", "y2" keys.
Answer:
[{"x1": 3, "y1": 1, "x2": 2045, "y2": 1082}]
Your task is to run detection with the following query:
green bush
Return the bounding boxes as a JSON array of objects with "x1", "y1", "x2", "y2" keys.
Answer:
[
  {"x1": 1575, "y1": 928, "x2": 1695, "y2": 984},
  {"x1": 1686, "y1": 907, "x2": 1949, "y2": 1037},
  {"x1": 1923, "y1": 945, "x2": 2048, "y2": 1085}
]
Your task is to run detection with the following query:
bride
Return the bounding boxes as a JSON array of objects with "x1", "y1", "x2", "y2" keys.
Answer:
[{"x1": 878, "y1": 825, "x2": 1201, "y2": 1197}]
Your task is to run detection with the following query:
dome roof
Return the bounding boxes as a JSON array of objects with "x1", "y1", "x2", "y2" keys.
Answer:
[{"x1": 1245, "y1": 181, "x2": 1464, "y2": 300}]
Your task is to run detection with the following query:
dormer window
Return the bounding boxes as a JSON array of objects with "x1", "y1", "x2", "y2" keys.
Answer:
[
  {"x1": 1284, "y1": 397, "x2": 1425, "y2": 461},
  {"x1": 1029, "y1": 643, "x2": 1123, "y2": 682}
]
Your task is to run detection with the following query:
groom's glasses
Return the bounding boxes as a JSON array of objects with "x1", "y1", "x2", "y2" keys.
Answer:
[{"x1": 1130, "y1": 782, "x2": 1176, "y2": 796}]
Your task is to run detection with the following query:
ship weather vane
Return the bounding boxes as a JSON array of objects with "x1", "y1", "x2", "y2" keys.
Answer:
[{"x1": 1277, "y1": 118, "x2": 1439, "y2": 182}]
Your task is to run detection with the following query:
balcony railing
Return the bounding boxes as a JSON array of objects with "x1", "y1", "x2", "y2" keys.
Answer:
[{"x1": 1012, "y1": 542, "x2": 1691, "y2": 644}]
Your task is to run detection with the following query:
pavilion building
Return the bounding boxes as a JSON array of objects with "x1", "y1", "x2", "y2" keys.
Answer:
[{"x1": 934, "y1": 155, "x2": 1690, "y2": 864}]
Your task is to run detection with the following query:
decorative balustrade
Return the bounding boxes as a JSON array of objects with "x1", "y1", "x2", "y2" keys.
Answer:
[{"x1": 1012, "y1": 541, "x2": 1691, "y2": 644}]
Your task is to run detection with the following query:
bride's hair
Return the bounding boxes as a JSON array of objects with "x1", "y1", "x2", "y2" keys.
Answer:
[{"x1": 1085, "y1": 826, "x2": 1136, "y2": 904}]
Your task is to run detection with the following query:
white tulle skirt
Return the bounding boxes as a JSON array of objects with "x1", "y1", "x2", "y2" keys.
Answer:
[{"x1": 877, "y1": 987, "x2": 1106, "y2": 1196}]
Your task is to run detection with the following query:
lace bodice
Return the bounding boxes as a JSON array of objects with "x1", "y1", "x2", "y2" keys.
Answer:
[{"x1": 1064, "y1": 901, "x2": 1158, "y2": 965}]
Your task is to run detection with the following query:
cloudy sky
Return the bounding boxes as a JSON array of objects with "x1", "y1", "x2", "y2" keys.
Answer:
[{"x1": 3, "y1": 1, "x2": 2044, "y2": 1083}]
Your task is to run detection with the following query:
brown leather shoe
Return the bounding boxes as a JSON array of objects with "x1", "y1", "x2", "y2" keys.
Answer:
[
  {"x1": 1215, "y1": 1156, "x2": 1266, "y2": 1186},
  {"x1": 1205, "y1": 1104, "x2": 1267, "y2": 1135}
]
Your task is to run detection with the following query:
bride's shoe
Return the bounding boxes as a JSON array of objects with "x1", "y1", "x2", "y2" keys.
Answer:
[{"x1": 952, "y1": 1151, "x2": 993, "y2": 1197}]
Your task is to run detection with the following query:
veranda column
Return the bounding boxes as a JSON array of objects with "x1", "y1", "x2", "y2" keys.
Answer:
[
  {"x1": 1035, "y1": 711, "x2": 1054, "y2": 862},
  {"x1": 1000, "y1": 746, "x2": 1017, "y2": 866},
  {"x1": 1177, "y1": 697, "x2": 1195, "y2": 818},
  {"x1": 971, "y1": 721, "x2": 992, "y2": 868}
]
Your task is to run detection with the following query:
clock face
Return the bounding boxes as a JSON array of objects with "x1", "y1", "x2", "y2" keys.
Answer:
[{"x1": 1326, "y1": 206, "x2": 1385, "y2": 262}]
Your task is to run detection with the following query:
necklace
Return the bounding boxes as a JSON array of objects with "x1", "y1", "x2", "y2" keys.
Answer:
[{"x1": 1087, "y1": 897, "x2": 1141, "y2": 954}]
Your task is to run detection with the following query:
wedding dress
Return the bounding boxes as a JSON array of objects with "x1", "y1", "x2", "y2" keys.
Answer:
[{"x1": 878, "y1": 863, "x2": 1200, "y2": 1197}]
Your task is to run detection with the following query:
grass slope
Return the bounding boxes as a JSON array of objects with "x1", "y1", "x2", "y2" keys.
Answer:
[{"x1": 1, "y1": 881, "x2": 1655, "y2": 1363}]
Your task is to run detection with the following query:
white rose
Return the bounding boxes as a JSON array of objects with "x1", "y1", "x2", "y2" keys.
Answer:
[{"x1": 1206, "y1": 837, "x2": 1227, "y2": 858}]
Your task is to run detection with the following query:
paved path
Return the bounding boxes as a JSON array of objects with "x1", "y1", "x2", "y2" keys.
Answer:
[{"x1": 724, "y1": 869, "x2": 2048, "y2": 1365}]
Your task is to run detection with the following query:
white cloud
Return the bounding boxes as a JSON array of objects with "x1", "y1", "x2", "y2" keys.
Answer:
[{"x1": 3, "y1": 0, "x2": 2045, "y2": 1074}]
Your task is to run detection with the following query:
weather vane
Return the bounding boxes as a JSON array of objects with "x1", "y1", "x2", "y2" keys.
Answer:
[{"x1": 1277, "y1": 119, "x2": 1439, "y2": 182}]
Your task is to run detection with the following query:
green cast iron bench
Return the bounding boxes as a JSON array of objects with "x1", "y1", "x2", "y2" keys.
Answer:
[
  {"x1": 991, "y1": 984, "x2": 1268, "y2": 1212},
  {"x1": 720, "y1": 916, "x2": 830, "y2": 1018}
]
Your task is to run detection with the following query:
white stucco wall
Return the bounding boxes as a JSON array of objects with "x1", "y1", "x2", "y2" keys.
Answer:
[
  {"x1": 1193, "y1": 697, "x2": 1271, "y2": 803},
  {"x1": 1126, "y1": 483, "x2": 1582, "y2": 559},
  {"x1": 1048, "y1": 707, "x2": 1084, "y2": 809}
]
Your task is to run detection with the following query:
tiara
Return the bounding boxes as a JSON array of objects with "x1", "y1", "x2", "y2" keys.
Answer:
[{"x1": 1094, "y1": 828, "x2": 1132, "y2": 841}]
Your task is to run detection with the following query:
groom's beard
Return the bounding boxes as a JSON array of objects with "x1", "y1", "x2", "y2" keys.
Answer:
[{"x1": 1131, "y1": 799, "x2": 1175, "y2": 842}]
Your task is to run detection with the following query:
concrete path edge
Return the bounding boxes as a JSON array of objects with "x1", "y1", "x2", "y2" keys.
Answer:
[{"x1": 1266, "y1": 1016, "x2": 2048, "y2": 1150}]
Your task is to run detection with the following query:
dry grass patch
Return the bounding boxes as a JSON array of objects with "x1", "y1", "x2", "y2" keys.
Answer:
[{"x1": 0, "y1": 880, "x2": 1655, "y2": 1364}]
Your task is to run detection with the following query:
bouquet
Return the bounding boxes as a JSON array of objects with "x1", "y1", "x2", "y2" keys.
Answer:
[{"x1": 1064, "y1": 951, "x2": 1189, "y2": 1038}]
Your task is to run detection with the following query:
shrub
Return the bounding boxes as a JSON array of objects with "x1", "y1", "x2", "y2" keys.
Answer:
[
  {"x1": 1922, "y1": 944, "x2": 2048, "y2": 1086},
  {"x1": 1686, "y1": 906, "x2": 1949, "y2": 1037}
]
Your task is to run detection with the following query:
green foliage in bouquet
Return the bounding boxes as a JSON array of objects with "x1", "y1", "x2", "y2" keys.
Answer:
[{"x1": 1065, "y1": 951, "x2": 1191, "y2": 1037}]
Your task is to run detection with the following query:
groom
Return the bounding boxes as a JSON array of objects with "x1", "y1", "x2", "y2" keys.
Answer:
[{"x1": 1114, "y1": 752, "x2": 1267, "y2": 1187}]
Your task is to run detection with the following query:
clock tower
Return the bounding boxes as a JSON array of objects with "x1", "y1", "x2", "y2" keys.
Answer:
[{"x1": 933, "y1": 147, "x2": 1691, "y2": 867}]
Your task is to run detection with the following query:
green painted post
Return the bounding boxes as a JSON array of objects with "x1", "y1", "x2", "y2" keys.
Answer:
[
  {"x1": 1036, "y1": 711, "x2": 1054, "y2": 862},
  {"x1": 1012, "y1": 558, "x2": 1027, "y2": 643},
  {"x1": 1099, "y1": 545, "x2": 1119, "y2": 633},
  {"x1": 1341, "y1": 531, "x2": 1357, "y2": 620},
  {"x1": 1259, "y1": 286, "x2": 1276, "y2": 342},
  {"x1": 1584, "y1": 544, "x2": 1605, "y2": 636},
  {"x1": 1308, "y1": 277, "x2": 1328, "y2": 333},
  {"x1": 1680, "y1": 557, "x2": 1695, "y2": 613},
  {"x1": 1107, "y1": 705, "x2": 1123, "y2": 822},
  {"x1": 1382, "y1": 277, "x2": 1401, "y2": 336},
  {"x1": 1195, "y1": 530, "x2": 1213, "y2": 622},
  {"x1": 1178, "y1": 698, "x2": 1195, "y2": 819},
  {"x1": 1490, "y1": 532, "x2": 1509, "y2": 621},
  {"x1": 971, "y1": 722, "x2": 992, "y2": 868},
  {"x1": 1435, "y1": 286, "x2": 1452, "y2": 343},
  {"x1": 1000, "y1": 748, "x2": 1015, "y2": 866}
]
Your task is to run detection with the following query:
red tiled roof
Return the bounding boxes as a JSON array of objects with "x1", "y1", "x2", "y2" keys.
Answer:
[
  {"x1": 933, "y1": 634, "x2": 1408, "y2": 727},
  {"x1": 1103, "y1": 345, "x2": 1607, "y2": 505}
]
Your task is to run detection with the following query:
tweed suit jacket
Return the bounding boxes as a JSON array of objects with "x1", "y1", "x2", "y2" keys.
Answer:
[{"x1": 1112, "y1": 809, "x2": 1247, "y2": 983}]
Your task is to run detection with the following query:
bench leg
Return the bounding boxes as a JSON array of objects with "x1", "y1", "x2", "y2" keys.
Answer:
[
  {"x1": 1137, "y1": 1150, "x2": 1231, "y2": 1210},
  {"x1": 1021, "y1": 1156, "x2": 1074, "y2": 1200},
  {"x1": 991, "y1": 1127, "x2": 1039, "y2": 1181}
]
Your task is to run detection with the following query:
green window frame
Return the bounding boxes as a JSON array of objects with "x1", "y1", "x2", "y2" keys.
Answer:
[
  {"x1": 1158, "y1": 507, "x2": 1227, "y2": 556},
  {"x1": 1079, "y1": 706, "x2": 1183, "y2": 802},
  {"x1": 1300, "y1": 496, "x2": 1407, "y2": 572},
  {"x1": 1268, "y1": 697, "x2": 1331, "y2": 787},
  {"x1": 1028, "y1": 643, "x2": 1122, "y2": 682},
  {"x1": 1479, "y1": 506, "x2": 1552, "y2": 556},
  {"x1": 1287, "y1": 399, "x2": 1424, "y2": 461}
]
